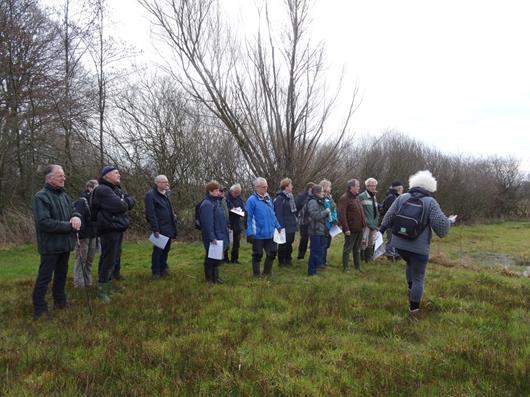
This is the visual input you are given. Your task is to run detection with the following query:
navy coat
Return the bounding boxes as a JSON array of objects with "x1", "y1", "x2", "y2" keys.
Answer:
[
  {"x1": 200, "y1": 195, "x2": 229, "y2": 251},
  {"x1": 274, "y1": 191, "x2": 298, "y2": 233},
  {"x1": 144, "y1": 187, "x2": 177, "y2": 238}
]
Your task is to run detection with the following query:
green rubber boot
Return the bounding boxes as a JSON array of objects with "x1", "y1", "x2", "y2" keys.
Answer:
[{"x1": 97, "y1": 282, "x2": 111, "y2": 304}]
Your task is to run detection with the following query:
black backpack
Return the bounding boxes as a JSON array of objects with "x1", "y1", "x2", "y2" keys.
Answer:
[
  {"x1": 194, "y1": 200, "x2": 204, "y2": 230},
  {"x1": 391, "y1": 196, "x2": 428, "y2": 239}
]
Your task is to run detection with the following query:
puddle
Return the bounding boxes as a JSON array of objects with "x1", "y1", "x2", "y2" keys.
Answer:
[{"x1": 470, "y1": 252, "x2": 530, "y2": 277}]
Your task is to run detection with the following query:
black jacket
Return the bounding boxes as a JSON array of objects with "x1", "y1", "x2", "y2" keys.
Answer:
[
  {"x1": 92, "y1": 179, "x2": 135, "y2": 233},
  {"x1": 225, "y1": 191, "x2": 245, "y2": 234},
  {"x1": 274, "y1": 191, "x2": 298, "y2": 233},
  {"x1": 379, "y1": 187, "x2": 400, "y2": 225},
  {"x1": 32, "y1": 184, "x2": 80, "y2": 255},
  {"x1": 144, "y1": 187, "x2": 177, "y2": 238},
  {"x1": 75, "y1": 191, "x2": 98, "y2": 239}
]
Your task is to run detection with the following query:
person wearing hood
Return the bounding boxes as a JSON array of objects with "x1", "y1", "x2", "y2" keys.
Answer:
[
  {"x1": 31, "y1": 165, "x2": 81, "y2": 320},
  {"x1": 359, "y1": 177, "x2": 379, "y2": 262},
  {"x1": 338, "y1": 179, "x2": 366, "y2": 272},
  {"x1": 91, "y1": 165, "x2": 135, "y2": 303},
  {"x1": 274, "y1": 178, "x2": 298, "y2": 267},
  {"x1": 379, "y1": 181, "x2": 404, "y2": 260},
  {"x1": 245, "y1": 177, "x2": 281, "y2": 277},
  {"x1": 199, "y1": 180, "x2": 229, "y2": 284},
  {"x1": 144, "y1": 175, "x2": 177, "y2": 279},
  {"x1": 380, "y1": 170, "x2": 457, "y2": 321},
  {"x1": 73, "y1": 179, "x2": 99, "y2": 288}
]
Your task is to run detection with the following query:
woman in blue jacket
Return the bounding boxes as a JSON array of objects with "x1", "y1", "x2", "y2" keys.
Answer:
[{"x1": 200, "y1": 180, "x2": 229, "y2": 284}]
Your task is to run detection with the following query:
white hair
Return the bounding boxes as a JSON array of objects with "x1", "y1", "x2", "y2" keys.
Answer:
[
  {"x1": 409, "y1": 170, "x2": 437, "y2": 193},
  {"x1": 254, "y1": 177, "x2": 267, "y2": 187},
  {"x1": 364, "y1": 177, "x2": 378, "y2": 186},
  {"x1": 230, "y1": 183, "x2": 241, "y2": 192},
  {"x1": 154, "y1": 175, "x2": 168, "y2": 183}
]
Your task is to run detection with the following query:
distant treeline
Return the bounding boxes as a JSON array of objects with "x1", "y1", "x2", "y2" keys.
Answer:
[{"x1": 1, "y1": 0, "x2": 528, "y2": 244}]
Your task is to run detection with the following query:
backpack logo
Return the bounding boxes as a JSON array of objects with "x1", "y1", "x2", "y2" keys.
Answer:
[{"x1": 391, "y1": 197, "x2": 427, "y2": 240}]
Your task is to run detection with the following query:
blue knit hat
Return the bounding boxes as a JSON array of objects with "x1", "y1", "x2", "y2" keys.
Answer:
[{"x1": 101, "y1": 165, "x2": 117, "y2": 177}]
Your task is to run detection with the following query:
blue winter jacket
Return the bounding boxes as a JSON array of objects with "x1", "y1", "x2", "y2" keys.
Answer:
[
  {"x1": 199, "y1": 195, "x2": 229, "y2": 251},
  {"x1": 245, "y1": 192, "x2": 281, "y2": 239},
  {"x1": 273, "y1": 191, "x2": 298, "y2": 234}
]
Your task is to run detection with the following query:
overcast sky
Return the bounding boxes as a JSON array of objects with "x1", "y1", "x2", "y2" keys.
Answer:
[{"x1": 109, "y1": 0, "x2": 530, "y2": 170}]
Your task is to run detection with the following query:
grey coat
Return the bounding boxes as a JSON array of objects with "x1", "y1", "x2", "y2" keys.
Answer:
[
  {"x1": 307, "y1": 197, "x2": 330, "y2": 236},
  {"x1": 381, "y1": 190, "x2": 451, "y2": 256}
]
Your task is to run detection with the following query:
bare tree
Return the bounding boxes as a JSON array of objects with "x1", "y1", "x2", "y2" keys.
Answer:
[{"x1": 139, "y1": 0, "x2": 358, "y2": 188}]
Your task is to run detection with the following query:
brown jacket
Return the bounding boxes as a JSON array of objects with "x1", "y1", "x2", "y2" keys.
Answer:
[{"x1": 338, "y1": 191, "x2": 366, "y2": 233}]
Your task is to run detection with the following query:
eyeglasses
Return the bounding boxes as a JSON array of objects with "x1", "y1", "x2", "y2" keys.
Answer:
[{"x1": 257, "y1": 185, "x2": 268, "y2": 189}]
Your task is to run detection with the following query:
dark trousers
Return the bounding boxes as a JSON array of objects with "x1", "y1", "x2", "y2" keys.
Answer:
[
  {"x1": 32, "y1": 252, "x2": 70, "y2": 316},
  {"x1": 308, "y1": 235, "x2": 325, "y2": 276},
  {"x1": 277, "y1": 232, "x2": 295, "y2": 266},
  {"x1": 112, "y1": 244, "x2": 123, "y2": 279},
  {"x1": 322, "y1": 234, "x2": 332, "y2": 266},
  {"x1": 231, "y1": 231, "x2": 241, "y2": 262},
  {"x1": 151, "y1": 239, "x2": 171, "y2": 275},
  {"x1": 204, "y1": 255, "x2": 221, "y2": 283},
  {"x1": 342, "y1": 232, "x2": 363, "y2": 270},
  {"x1": 252, "y1": 238, "x2": 277, "y2": 276},
  {"x1": 397, "y1": 249, "x2": 429, "y2": 309},
  {"x1": 297, "y1": 225, "x2": 309, "y2": 259},
  {"x1": 98, "y1": 231, "x2": 123, "y2": 283}
]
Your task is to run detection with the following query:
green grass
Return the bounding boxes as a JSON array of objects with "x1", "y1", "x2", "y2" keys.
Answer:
[{"x1": 1, "y1": 223, "x2": 529, "y2": 396}]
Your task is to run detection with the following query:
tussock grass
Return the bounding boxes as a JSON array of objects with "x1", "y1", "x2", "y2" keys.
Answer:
[{"x1": 0, "y1": 222, "x2": 529, "y2": 396}]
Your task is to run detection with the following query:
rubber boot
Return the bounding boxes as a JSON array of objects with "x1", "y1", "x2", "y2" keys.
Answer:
[
  {"x1": 97, "y1": 282, "x2": 111, "y2": 304},
  {"x1": 263, "y1": 256, "x2": 273, "y2": 276},
  {"x1": 252, "y1": 261, "x2": 261, "y2": 277}
]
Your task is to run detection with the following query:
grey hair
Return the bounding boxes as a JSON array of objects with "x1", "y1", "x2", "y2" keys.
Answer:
[
  {"x1": 230, "y1": 183, "x2": 241, "y2": 192},
  {"x1": 154, "y1": 175, "x2": 168, "y2": 183},
  {"x1": 409, "y1": 170, "x2": 437, "y2": 192},
  {"x1": 347, "y1": 179, "x2": 359, "y2": 189},
  {"x1": 254, "y1": 177, "x2": 267, "y2": 188},
  {"x1": 85, "y1": 179, "x2": 98, "y2": 190},
  {"x1": 44, "y1": 164, "x2": 63, "y2": 178},
  {"x1": 319, "y1": 179, "x2": 331, "y2": 191},
  {"x1": 365, "y1": 177, "x2": 378, "y2": 186}
]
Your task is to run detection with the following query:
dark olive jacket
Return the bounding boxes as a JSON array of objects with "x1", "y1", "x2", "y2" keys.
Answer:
[{"x1": 32, "y1": 184, "x2": 80, "y2": 255}]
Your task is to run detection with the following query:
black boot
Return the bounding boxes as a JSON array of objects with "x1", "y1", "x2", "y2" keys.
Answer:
[
  {"x1": 252, "y1": 261, "x2": 261, "y2": 277},
  {"x1": 263, "y1": 256, "x2": 273, "y2": 276}
]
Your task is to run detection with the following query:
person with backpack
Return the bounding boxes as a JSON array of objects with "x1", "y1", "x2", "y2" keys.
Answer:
[
  {"x1": 359, "y1": 177, "x2": 380, "y2": 262},
  {"x1": 73, "y1": 179, "x2": 99, "y2": 288},
  {"x1": 380, "y1": 170, "x2": 457, "y2": 321},
  {"x1": 199, "y1": 180, "x2": 229, "y2": 284},
  {"x1": 337, "y1": 179, "x2": 365, "y2": 272},
  {"x1": 378, "y1": 180, "x2": 404, "y2": 261},
  {"x1": 245, "y1": 177, "x2": 281, "y2": 277},
  {"x1": 225, "y1": 183, "x2": 245, "y2": 264},
  {"x1": 306, "y1": 184, "x2": 330, "y2": 276},
  {"x1": 91, "y1": 165, "x2": 135, "y2": 303},
  {"x1": 295, "y1": 182, "x2": 314, "y2": 260},
  {"x1": 144, "y1": 175, "x2": 177, "y2": 279},
  {"x1": 274, "y1": 178, "x2": 298, "y2": 267},
  {"x1": 320, "y1": 179, "x2": 337, "y2": 268}
]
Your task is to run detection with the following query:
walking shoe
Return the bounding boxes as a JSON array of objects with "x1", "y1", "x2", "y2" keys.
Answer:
[
  {"x1": 152, "y1": 274, "x2": 161, "y2": 280},
  {"x1": 97, "y1": 282, "x2": 111, "y2": 304},
  {"x1": 54, "y1": 302, "x2": 74, "y2": 310},
  {"x1": 33, "y1": 311, "x2": 52, "y2": 321},
  {"x1": 408, "y1": 308, "x2": 420, "y2": 322}
]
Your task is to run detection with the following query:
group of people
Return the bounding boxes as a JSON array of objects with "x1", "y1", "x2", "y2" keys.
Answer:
[{"x1": 31, "y1": 164, "x2": 455, "y2": 322}]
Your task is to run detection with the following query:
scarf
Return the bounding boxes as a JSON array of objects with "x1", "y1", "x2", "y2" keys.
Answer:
[{"x1": 284, "y1": 191, "x2": 297, "y2": 213}]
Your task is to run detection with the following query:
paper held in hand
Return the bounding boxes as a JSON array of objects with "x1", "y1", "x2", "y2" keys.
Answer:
[
  {"x1": 230, "y1": 207, "x2": 245, "y2": 217},
  {"x1": 208, "y1": 240, "x2": 224, "y2": 260},
  {"x1": 273, "y1": 228, "x2": 286, "y2": 244},
  {"x1": 373, "y1": 231, "x2": 385, "y2": 259},
  {"x1": 329, "y1": 224, "x2": 342, "y2": 238},
  {"x1": 149, "y1": 233, "x2": 169, "y2": 249}
]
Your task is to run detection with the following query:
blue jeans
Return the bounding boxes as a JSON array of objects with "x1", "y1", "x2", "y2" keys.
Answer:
[
  {"x1": 151, "y1": 239, "x2": 171, "y2": 275},
  {"x1": 308, "y1": 235, "x2": 325, "y2": 276},
  {"x1": 397, "y1": 249, "x2": 429, "y2": 308}
]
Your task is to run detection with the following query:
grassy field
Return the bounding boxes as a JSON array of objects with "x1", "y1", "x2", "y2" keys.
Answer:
[{"x1": 0, "y1": 222, "x2": 529, "y2": 396}]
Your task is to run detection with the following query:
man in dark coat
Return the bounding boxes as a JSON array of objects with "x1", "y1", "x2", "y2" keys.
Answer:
[
  {"x1": 274, "y1": 178, "x2": 298, "y2": 267},
  {"x1": 225, "y1": 183, "x2": 245, "y2": 264},
  {"x1": 32, "y1": 164, "x2": 81, "y2": 320},
  {"x1": 295, "y1": 182, "x2": 314, "y2": 260},
  {"x1": 91, "y1": 165, "x2": 135, "y2": 303},
  {"x1": 379, "y1": 180, "x2": 403, "y2": 260},
  {"x1": 145, "y1": 175, "x2": 177, "y2": 279},
  {"x1": 73, "y1": 179, "x2": 99, "y2": 288}
]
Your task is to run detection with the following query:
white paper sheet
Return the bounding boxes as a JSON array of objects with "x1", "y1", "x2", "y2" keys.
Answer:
[
  {"x1": 230, "y1": 207, "x2": 245, "y2": 217},
  {"x1": 149, "y1": 233, "x2": 170, "y2": 249},
  {"x1": 329, "y1": 224, "x2": 342, "y2": 238},
  {"x1": 273, "y1": 228, "x2": 286, "y2": 244},
  {"x1": 208, "y1": 240, "x2": 224, "y2": 260},
  {"x1": 373, "y1": 231, "x2": 385, "y2": 259}
]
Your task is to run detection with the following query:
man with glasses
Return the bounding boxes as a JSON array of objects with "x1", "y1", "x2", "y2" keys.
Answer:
[
  {"x1": 245, "y1": 177, "x2": 281, "y2": 277},
  {"x1": 145, "y1": 175, "x2": 177, "y2": 279}
]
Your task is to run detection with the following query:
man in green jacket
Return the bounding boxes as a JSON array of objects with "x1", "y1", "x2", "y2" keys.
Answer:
[
  {"x1": 358, "y1": 177, "x2": 379, "y2": 262},
  {"x1": 32, "y1": 165, "x2": 81, "y2": 320}
]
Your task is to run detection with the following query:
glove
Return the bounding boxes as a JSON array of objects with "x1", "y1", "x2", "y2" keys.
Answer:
[{"x1": 246, "y1": 236, "x2": 254, "y2": 244}]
